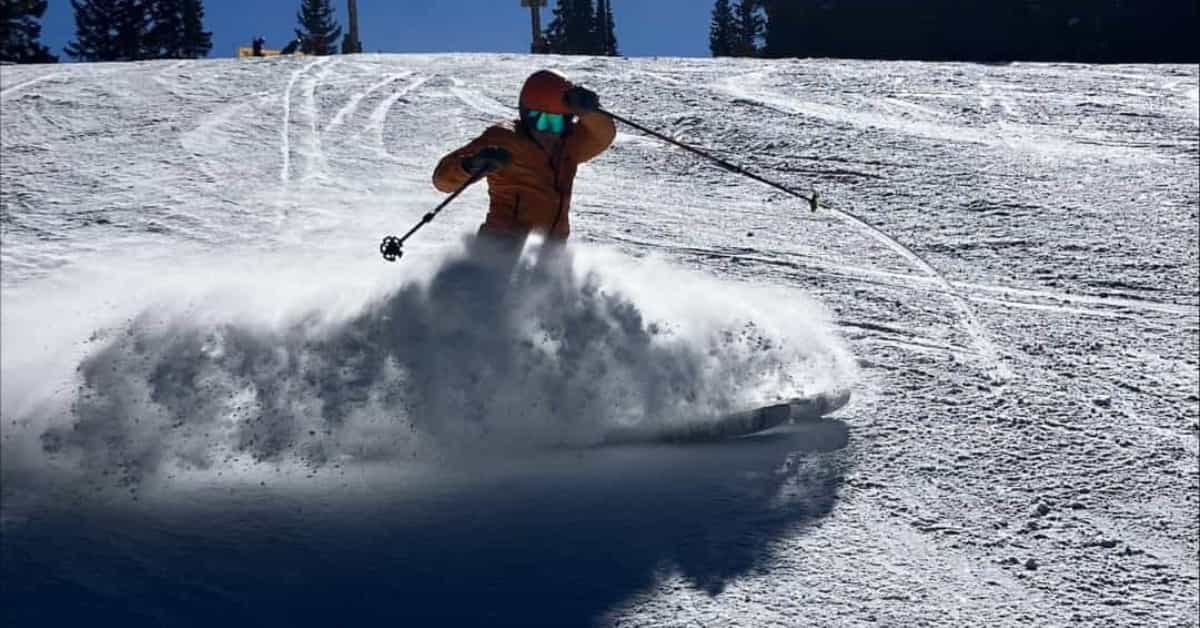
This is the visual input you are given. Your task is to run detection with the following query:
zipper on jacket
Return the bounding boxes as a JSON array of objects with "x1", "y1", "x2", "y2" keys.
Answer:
[{"x1": 513, "y1": 194, "x2": 522, "y2": 223}]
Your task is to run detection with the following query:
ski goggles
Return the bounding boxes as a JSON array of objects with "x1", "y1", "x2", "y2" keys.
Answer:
[{"x1": 525, "y1": 109, "x2": 567, "y2": 135}]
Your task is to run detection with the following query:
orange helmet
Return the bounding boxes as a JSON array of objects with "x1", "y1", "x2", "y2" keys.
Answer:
[{"x1": 519, "y1": 69, "x2": 573, "y2": 114}]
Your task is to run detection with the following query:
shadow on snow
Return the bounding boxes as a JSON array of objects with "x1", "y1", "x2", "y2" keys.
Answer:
[{"x1": 3, "y1": 419, "x2": 851, "y2": 627}]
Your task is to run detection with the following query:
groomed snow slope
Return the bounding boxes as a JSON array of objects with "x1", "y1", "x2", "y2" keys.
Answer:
[{"x1": 2, "y1": 54, "x2": 1198, "y2": 626}]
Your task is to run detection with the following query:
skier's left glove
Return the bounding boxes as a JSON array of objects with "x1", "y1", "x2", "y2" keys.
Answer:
[
  {"x1": 563, "y1": 86, "x2": 601, "y2": 113},
  {"x1": 462, "y1": 146, "x2": 511, "y2": 176}
]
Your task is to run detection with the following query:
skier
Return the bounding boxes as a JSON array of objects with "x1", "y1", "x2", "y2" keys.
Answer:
[{"x1": 431, "y1": 69, "x2": 616, "y2": 262}]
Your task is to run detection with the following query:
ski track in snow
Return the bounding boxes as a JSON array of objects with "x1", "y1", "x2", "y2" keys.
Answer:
[
  {"x1": 449, "y1": 76, "x2": 518, "y2": 119},
  {"x1": 326, "y1": 71, "x2": 411, "y2": 131},
  {"x1": 712, "y1": 68, "x2": 1172, "y2": 164},
  {"x1": 300, "y1": 59, "x2": 337, "y2": 182},
  {"x1": 367, "y1": 73, "x2": 433, "y2": 161},
  {"x1": 1, "y1": 56, "x2": 1198, "y2": 627},
  {"x1": 0, "y1": 73, "x2": 56, "y2": 100},
  {"x1": 279, "y1": 57, "x2": 330, "y2": 183},
  {"x1": 635, "y1": 237, "x2": 1198, "y2": 319},
  {"x1": 819, "y1": 200, "x2": 1015, "y2": 380}
]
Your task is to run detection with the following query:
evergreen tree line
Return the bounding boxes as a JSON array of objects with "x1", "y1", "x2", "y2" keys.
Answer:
[
  {"x1": 64, "y1": 0, "x2": 211, "y2": 62},
  {"x1": 709, "y1": 0, "x2": 764, "y2": 57},
  {"x1": 1, "y1": 0, "x2": 56, "y2": 63},
  {"x1": 753, "y1": 0, "x2": 1199, "y2": 63},
  {"x1": 3, "y1": 0, "x2": 357, "y2": 64},
  {"x1": 543, "y1": 0, "x2": 619, "y2": 56}
]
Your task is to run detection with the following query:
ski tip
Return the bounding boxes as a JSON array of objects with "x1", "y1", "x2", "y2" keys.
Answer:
[{"x1": 788, "y1": 389, "x2": 852, "y2": 423}]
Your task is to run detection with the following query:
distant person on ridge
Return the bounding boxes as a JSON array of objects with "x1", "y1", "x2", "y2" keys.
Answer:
[{"x1": 431, "y1": 70, "x2": 616, "y2": 257}]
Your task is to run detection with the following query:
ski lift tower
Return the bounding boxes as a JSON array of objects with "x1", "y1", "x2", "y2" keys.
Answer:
[
  {"x1": 344, "y1": 0, "x2": 362, "y2": 53},
  {"x1": 522, "y1": 0, "x2": 549, "y2": 54}
]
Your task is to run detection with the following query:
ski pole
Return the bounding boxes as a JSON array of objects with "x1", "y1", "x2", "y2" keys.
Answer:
[
  {"x1": 598, "y1": 108, "x2": 820, "y2": 212},
  {"x1": 379, "y1": 170, "x2": 486, "y2": 262}
]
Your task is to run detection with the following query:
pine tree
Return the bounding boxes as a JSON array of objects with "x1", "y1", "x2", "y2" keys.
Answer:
[
  {"x1": 113, "y1": 0, "x2": 151, "y2": 60},
  {"x1": 66, "y1": 0, "x2": 151, "y2": 62},
  {"x1": 594, "y1": 0, "x2": 618, "y2": 56},
  {"x1": 147, "y1": 0, "x2": 180, "y2": 56},
  {"x1": 544, "y1": 0, "x2": 597, "y2": 55},
  {"x1": 1, "y1": 0, "x2": 57, "y2": 63},
  {"x1": 732, "y1": 0, "x2": 763, "y2": 57},
  {"x1": 709, "y1": 0, "x2": 735, "y2": 57},
  {"x1": 543, "y1": 0, "x2": 566, "y2": 53},
  {"x1": 295, "y1": 0, "x2": 341, "y2": 56},
  {"x1": 65, "y1": 0, "x2": 118, "y2": 61},
  {"x1": 177, "y1": 0, "x2": 211, "y2": 57}
]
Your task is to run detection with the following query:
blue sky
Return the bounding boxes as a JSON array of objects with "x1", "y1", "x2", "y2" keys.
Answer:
[{"x1": 39, "y1": 0, "x2": 713, "y2": 60}]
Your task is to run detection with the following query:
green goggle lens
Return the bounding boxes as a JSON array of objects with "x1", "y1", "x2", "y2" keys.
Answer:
[{"x1": 526, "y1": 110, "x2": 566, "y2": 135}]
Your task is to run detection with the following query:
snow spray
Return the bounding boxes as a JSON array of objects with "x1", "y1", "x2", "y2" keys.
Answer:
[{"x1": 1, "y1": 237, "x2": 856, "y2": 487}]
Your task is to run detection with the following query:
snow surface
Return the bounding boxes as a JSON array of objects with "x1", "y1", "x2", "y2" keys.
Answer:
[{"x1": 2, "y1": 54, "x2": 1198, "y2": 626}]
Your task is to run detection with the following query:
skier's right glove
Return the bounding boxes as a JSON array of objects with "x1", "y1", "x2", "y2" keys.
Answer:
[
  {"x1": 462, "y1": 146, "x2": 512, "y2": 176},
  {"x1": 563, "y1": 86, "x2": 600, "y2": 113}
]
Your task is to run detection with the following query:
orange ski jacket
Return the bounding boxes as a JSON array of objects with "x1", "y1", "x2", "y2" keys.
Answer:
[{"x1": 432, "y1": 112, "x2": 616, "y2": 240}]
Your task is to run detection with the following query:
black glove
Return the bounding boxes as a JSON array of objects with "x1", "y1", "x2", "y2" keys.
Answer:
[
  {"x1": 563, "y1": 86, "x2": 600, "y2": 113},
  {"x1": 462, "y1": 146, "x2": 511, "y2": 176}
]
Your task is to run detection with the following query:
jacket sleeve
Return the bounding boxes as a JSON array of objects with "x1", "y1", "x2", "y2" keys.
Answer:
[
  {"x1": 568, "y1": 111, "x2": 617, "y2": 164},
  {"x1": 432, "y1": 126, "x2": 510, "y2": 193}
]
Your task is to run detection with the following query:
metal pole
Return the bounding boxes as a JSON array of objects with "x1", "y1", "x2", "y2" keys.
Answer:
[
  {"x1": 522, "y1": 0, "x2": 547, "y2": 54},
  {"x1": 347, "y1": 0, "x2": 361, "y2": 53},
  {"x1": 531, "y1": 6, "x2": 541, "y2": 52},
  {"x1": 599, "y1": 108, "x2": 819, "y2": 211}
]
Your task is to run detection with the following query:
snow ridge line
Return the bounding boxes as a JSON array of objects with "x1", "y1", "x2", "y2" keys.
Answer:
[{"x1": 279, "y1": 58, "x2": 329, "y2": 183}]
